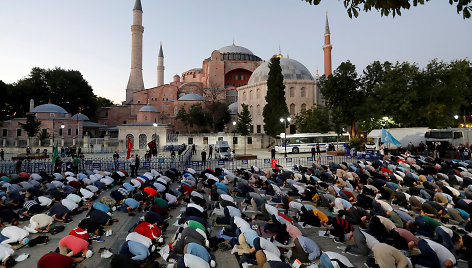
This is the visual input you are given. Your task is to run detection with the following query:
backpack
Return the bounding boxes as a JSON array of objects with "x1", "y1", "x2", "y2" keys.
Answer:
[
  {"x1": 28, "y1": 236, "x2": 49, "y2": 247},
  {"x1": 50, "y1": 225, "x2": 66, "y2": 235}
]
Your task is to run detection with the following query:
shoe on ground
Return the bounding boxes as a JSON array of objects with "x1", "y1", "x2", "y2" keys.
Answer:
[{"x1": 93, "y1": 237, "x2": 105, "y2": 243}]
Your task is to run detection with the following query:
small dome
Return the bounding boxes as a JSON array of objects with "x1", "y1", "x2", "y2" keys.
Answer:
[
  {"x1": 71, "y1": 113, "x2": 90, "y2": 121},
  {"x1": 228, "y1": 102, "x2": 238, "y2": 115},
  {"x1": 31, "y1": 104, "x2": 67, "y2": 114},
  {"x1": 178, "y1": 93, "x2": 205, "y2": 101},
  {"x1": 218, "y1": 45, "x2": 254, "y2": 55},
  {"x1": 248, "y1": 58, "x2": 314, "y2": 85},
  {"x1": 139, "y1": 105, "x2": 158, "y2": 113}
]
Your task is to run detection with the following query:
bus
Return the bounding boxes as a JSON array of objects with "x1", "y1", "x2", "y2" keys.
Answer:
[{"x1": 275, "y1": 133, "x2": 350, "y2": 154}]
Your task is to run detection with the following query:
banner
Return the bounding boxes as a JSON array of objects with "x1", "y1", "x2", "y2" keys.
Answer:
[
  {"x1": 126, "y1": 137, "x2": 133, "y2": 159},
  {"x1": 148, "y1": 139, "x2": 157, "y2": 156}
]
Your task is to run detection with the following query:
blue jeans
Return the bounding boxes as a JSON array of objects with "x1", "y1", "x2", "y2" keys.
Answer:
[{"x1": 320, "y1": 253, "x2": 334, "y2": 268}]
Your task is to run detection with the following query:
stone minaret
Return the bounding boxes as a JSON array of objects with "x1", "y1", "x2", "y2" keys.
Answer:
[
  {"x1": 157, "y1": 43, "x2": 164, "y2": 86},
  {"x1": 323, "y1": 12, "x2": 332, "y2": 77},
  {"x1": 126, "y1": 0, "x2": 145, "y2": 104}
]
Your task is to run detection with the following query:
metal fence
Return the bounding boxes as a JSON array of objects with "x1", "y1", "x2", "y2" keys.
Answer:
[{"x1": 0, "y1": 148, "x2": 386, "y2": 175}]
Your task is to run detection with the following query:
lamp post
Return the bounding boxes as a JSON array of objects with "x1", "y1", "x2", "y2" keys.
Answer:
[
  {"x1": 60, "y1": 124, "x2": 65, "y2": 147},
  {"x1": 232, "y1": 121, "x2": 236, "y2": 154},
  {"x1": 280, "y1": 117, "x2": 291, "y2": 157}
]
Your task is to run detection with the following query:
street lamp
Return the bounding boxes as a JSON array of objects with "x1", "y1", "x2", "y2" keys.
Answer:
[
  {"x1": 454, "y1": 115, "x2": 459, "y2": 120},
  {"x1": 280, "y1": 117, "x2": 291, "y2": 157},
  {"x1": 232, "y1": 121, "x2": 236, "y2": 154}
]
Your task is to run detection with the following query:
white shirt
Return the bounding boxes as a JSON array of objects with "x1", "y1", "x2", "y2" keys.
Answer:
[
  {"x1": 126, "y1": 232, "x2": 152, "y2": 248},
  {"x1": 187, "y1": 203, "x2": 204, "y2": 213},
  {"x1": 361, "y1": 230, "x2": 380, "y2": 249},
  {"x1": 38, "y1": 196, "x2": 52, "y2": 207},
  {"x1": 424, "y1": 239, "x2": 456, "y2": 268},
  {"x1": 183, "y1": 254, "x2": 210, "y2": 268},
  {"x1": 259, "y1": 237, "x2": 280, "y2": 257},
  {"x1": 289, "y1": 201, "x2": 303, "y2": 211},
  {"x1": 80, "y1": 188, "x2": 94, "y2": 199},
  {"x1": 324, "y1": 251, "x2": 354, "y2": 267},
  {"x1": 377, "y1": 200, "x2": 393, "y2": 212},
  {"x1": 263, "y1": 250, "x2": 282, "y2": 262},
  {"x1": 62, "y1": 198, "x2": 78, "y2": 211},
  {"x1": 0, "y1": 244, "x2": 13, "y2": 262},
  {"x1": 265, "y1": 204, "x2": 278, "y2": 216},
  {"x1": 67, "y1": 193, "x2": 82, "y2": 203},
  {"x1": 165, "y1": 193, "x2": 177, "y2": 204},
  {"x1": 1, "y1": 226, "x2": 29, "y2": 245},
  {"x1": 234, "y1": 216, "x2": 250, "y2": 230}
]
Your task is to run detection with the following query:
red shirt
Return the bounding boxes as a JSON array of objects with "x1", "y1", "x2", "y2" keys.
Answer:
[
  {"x1": 37, "y1": 252, "x2": 73, "y2": 268},
  {"x1": 144, "y1": 187, "x2": 157, "y2": 197},
  {"x1": 59, "y1": 235, "x2": 89, "y2": 255},
  {"x1": 68, "y1": 181, "x2": 82, "y2": 190},
  {"x1": 69, "y1": 227, "x2": 89, "y2": 241},
  {"x1": 134, "y1": 222, "x2": 161, "y2": 239}
]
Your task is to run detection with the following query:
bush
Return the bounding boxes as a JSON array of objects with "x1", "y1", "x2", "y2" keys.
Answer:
[{"x1": 349, "y1": 137, "x2": 364, "y2": 151}]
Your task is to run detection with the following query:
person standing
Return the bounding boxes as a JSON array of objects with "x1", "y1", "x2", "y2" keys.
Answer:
[
  {"x1": 434, "y1": 142, "x2": 440, "y2": 158},
  {"x1": 201, "y1": 149, "x2": 207, "y2": 166},
  {"x1": 311, "y1": 145, "x2": 316, "y2": 159},
  {"x1": 170, "y1": 148, "x2": 176, "y2": 159},
  {"x1": 0, "y1": 149, "x2": 4, "y2": 161},
  {"x1": 113, "y1": 151, "x2": 119, "y2": 170},
  {"x1": 316, "y1": 143, "x2": 321, "y2": 155},
  {"x1": 208, "y1": 145, "x2": 213, "y2": 159},
  {"x1": 72, "y1": 155, "x2": 80, "y2": 174},
  {"x1": 192, "y1": 144, "x2": 196, "y2": 155},
  {"x1": 129, "y1": 155, "x2": 136, "y2": 178},
  {"x1": 135, "y1": 155, "x2": 140, "y2": 177},
  {"x1": 271, "y1": 147, "x2": 276, "y2": 159}
]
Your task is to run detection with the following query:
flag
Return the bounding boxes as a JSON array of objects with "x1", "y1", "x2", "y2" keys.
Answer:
[
  {"x1": 317, "y1": 155, "x2": 321, "y2": 164},
  {"x1": 148, "y1": 139, "x2": 157, "y2": 156},
  {"x1": 270, "y1": 159, "x2": 278, "y2": 168},
  {"x1": 76, "y1": 114, "x2": 79, "y2": 124},
  {"x1": 126, "y1": 137, "x2": 133, "y2": 159},
  {"x1": 381, "y1": 128, "x2": 402, "y2": 146},
  {"x1": 51, "y1": 141, "x2": 59, "y2": 164}
]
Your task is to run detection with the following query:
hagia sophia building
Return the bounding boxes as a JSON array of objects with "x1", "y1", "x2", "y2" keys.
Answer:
[{"x1": 97, "y1": 0, "x2": 333, "y2": 138}]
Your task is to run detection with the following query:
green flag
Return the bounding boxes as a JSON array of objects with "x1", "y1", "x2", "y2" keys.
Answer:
[{"x1": 52, "y1": 141, "x2": 59, "y2": 164}]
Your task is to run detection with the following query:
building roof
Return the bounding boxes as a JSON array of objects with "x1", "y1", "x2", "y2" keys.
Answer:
[
  {"x1": 247, "y1": 57, "x2": 314, "y2": 85},
  {"x1": 134, "y1": 0, "x2": 142, "y2": 11},
  {"x1": 158, "y1": 43, "x2": 164, "y2": 57},
  {"x1": 71, "y1": 113, "x2": 90, "y2": 121},
  {"x1": 178, "y1": 93, "x2": 205, "y2": 101},
  {"x1": 31, "y1": 104, "x2": 68, "y2": 114},
  {"x1": 228, "y1": 102, "x2": 238, "y2": 115},
  {"x1": 218, "y1": 45, "x2": 254, "y2": 55},
  {"x1": 138, "y1": 105, "x2": 158, "y2": 113}
]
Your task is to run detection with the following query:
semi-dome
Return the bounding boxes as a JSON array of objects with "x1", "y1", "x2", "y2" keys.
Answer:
[
  {"x1": 228, "y1": 102, "x2": 238, "y2": 115},
  {"x1": 139, "y1": 105, "x2": 158, "y2": 113},
  {"x1": 71, "y1": 113, "x2": 90, "y2": 121},
  {"x1": 31, "y1": 104, "x2": 68, "y2": 114},
  {"x1": 178, "y1": 93, "x2": 205, "y2": 101},
  {"x1": 247, "y1": 57, "x2": 314, "y2": 85},
  {"x1": 219, "y1": 45, "x2": 254, "y2": 55}
]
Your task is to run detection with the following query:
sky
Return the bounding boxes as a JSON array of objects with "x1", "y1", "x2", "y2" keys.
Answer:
[{"x1": 0, "y1": 1, "x2": 471, "y2": 104}]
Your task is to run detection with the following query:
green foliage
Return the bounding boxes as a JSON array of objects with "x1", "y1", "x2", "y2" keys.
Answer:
[
  {"x1": 206, "y1": 102, "x2": 230, "y2": 132},
  {"x1": 2, "y1": 67, "x2": 112, "y2": 121},
  {"x1": 319, "y1": 61, "x2": 361, "y2": 136},
  {"x1": 187, "y1": 104, "x2": 208, "y2": 129},
  {"x1": 294, "y1": 106, "x2": 332, "y2": 133},
  {"x1": 324, "y1": 59, "x2": 472, "y2": 136},
  {"x1": 302, "y1": 0, "x2": 472, "y2": 19},
  {"x1": 237, "y1": 104, "x2": 252, "y2": 136},
  {"x1": 236, "y1": 104, "x2": 252, "y2": 155},
  {"x1": 37, "y1": 130, "x2": 50, "y2": 143},
  {"x1": 263, "y1": 57, "x2": 289, "y2": 137},
  {"x1": 18, "y1": 113, "x2": 41, "y2": 138},
  {"x1": 349, "y1": 137, "x2": 365, "y2": 150},
  {"x1": 96, "y1": 97, "x2": 114, "y2": 108},
  {"x1": 176, "y1": 102, "x2": 229, "y2": 133}
]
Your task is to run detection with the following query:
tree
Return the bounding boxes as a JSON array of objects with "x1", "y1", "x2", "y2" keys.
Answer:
[
  {"x1": 294, "y1": 106, "x2": 332, "y2": 133},
  {"x1": 18, "y1": 113, "x2": 41, "y2": 146},
  {"x1": 236, "y1": 104, "x2": 252, "y2": 155},
  {"x1": 302, "y1": 0, "x2": 471, "y2": 19},
  {"x1": 206, "y1": 102, "x2": 230, "y2": 132},
  {"x1": 263, "y1": 57, "x2": 289, "y2": 137},
  {"x1": 96, "y1": 96, "x2": 114, "y2": 108},
  {"x1": 319, "y1": 61, "x2": 361, "y2": 136}
]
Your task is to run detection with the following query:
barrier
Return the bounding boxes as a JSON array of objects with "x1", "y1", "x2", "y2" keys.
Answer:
[{"x1": 0, "y1": 149, "x2": 379, "y2": 175}]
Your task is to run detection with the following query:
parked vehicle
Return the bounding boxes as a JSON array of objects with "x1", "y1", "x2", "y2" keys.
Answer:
[
  {"x1": 365, "y1": 127, "x2": 429, "y2": 151},
  {"x1": 275, "y1": 133, "x2": 350, "y2": 154},
  {"x1": 425, "y1": 128, "x2": 472, "y2": 149},
  {"x1": 214, "y1": 141, "x2": 233, "y2": 160}
]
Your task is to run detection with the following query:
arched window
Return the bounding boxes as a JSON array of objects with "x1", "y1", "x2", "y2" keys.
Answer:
[
  {"x1": 126, "y1": 134, "x2": 134, "y2": 149},
  {"x1": 300, "y1": 87, "x2": 306, "y2": 98},
  {"x1": 289, "y1": 87, "x2": 295, "y2": 98},
  {"x1": 301, "y1": 103, "x2": 307, "y2": 112},
  {"x1": 256, "y1": 88, "x2": 260, "y2": 98},
  {"x1": 250, "y1": 105, "x2": 253, "y2": 116},
  {"x1": 290, "y1": 103, "x2": 296, "y2": 115},
  {"x1": 256, "y1": 104, "x2": 261, "y2": 115},
  {"x1": 243, "y1": 91, "x2": 246, "y2": 101},
  {"x1": 139, "y1": 134, "x2": 147, "y2": 149},
  {"x1": 249, "y1": 90, "x2": 253, "y2": 100}
]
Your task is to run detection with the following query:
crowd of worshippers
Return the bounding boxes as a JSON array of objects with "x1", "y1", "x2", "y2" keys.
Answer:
[{"x1": 0, "y1": 151, "x2": 471, "y2": 268}]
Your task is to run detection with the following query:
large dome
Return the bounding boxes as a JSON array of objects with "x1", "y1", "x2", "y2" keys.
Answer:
[
  {"x1": 178, "y1": 93, "x2": 205, "y2": 101},
  {"x1": 31, "y1": 104, "x2": 67, "y2": 114},
  {"x1": 228, "y1": 102, "x2": 238, "y2": 115},
  {"x1": 218, "y1": 45, "x2": 254, "y2": 55},
  {"x1": 247, "y1": 58, "x2": 314, "y2": 85},
  {"x1": 71, "y1": 113, "x2": 90, "y2": 121}
]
